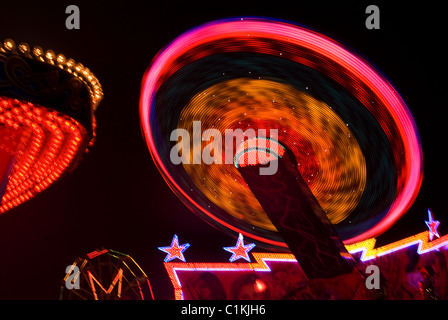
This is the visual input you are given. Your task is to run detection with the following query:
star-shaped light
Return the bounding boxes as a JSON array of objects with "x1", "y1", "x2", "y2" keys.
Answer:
[
  {"x1": 224, "y1": 233, "x2": 256, "y2": 262},
  {"x1": 425, "y1": 209, "x2": 440, "y2": 241},
  {"x1": 158, "y1": 234, "x2": 190, "y2": 262}
]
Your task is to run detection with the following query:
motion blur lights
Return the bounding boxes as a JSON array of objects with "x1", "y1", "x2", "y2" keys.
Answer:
[
  {"x1": 169, "y1": 120, "x2": 282, "y2": 175},
  {"x1": 0, "y1": 38, "x2": 103, "y2": 213},
  {"x1": 140, "y1": 18, "x2": 423, "y2": 246},
  {"x1": 1, "y1": 39, "x2": 103, "y2": 109},
  {"x1": 0, "y1": 97, "x2": 87, "y2": 213}
]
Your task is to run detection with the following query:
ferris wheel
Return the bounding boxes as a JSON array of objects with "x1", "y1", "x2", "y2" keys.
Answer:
[{"x1": 60, "y1": 248, "x2": 154, "y2": 300}]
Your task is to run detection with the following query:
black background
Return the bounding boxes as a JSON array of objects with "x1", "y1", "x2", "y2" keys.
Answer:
[{"x1": 0, "y1": 0, "x2": 446, "y2": 299}]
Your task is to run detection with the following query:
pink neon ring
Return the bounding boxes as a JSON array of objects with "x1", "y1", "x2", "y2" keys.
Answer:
[{"x1": 140, "y1": 18, "x2": 423, "y2": 245}]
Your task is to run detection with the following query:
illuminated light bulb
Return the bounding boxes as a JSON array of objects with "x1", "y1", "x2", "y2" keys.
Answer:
[
  {"x1": 18, "y1": 42, "x2": 30, "y2": 54},
  {"x1": 254, "y1": 279, "x2": 267, "y2": 293},
  {"x1": 56, "y1": 54, "x2": 66, "y2": 65},
  {"x1": 45, "y1": 50, "x2": 56, "y2": 63},
  {"x1": 3, "y1": 39, "x2": 15, "y2": 51},
  {"x1": 66, "y1": 58, "x2": 76, "y2": 69},
  {"x1": 32, "y1": 46, "x2": 44, "y2": 59},
  {"x1": 75, "y1": 63, "x2": 84, "y2": 73}
]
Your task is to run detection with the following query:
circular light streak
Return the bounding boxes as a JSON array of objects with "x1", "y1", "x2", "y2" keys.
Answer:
[
  {"x1": 140, "y1": 17, "x2": 423, "y2": 247},
  {"x1": 178, "y1": 79, "x2": 367, "y2": 228}
]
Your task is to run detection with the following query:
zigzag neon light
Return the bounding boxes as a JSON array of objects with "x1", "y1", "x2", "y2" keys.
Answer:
[
  {"x1": 164, "y1": 252, "x2": 296, "y2": 300},
  {"x1": 345, "y1": 231, "x2": 448, "y2": 261},
  {"x1": 164, "y1": 232, "x2": 448, "y2": 299}
]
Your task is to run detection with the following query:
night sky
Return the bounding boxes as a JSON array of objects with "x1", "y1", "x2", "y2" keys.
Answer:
[{"x1": 0, "y1": 0, "x2": 446, "y2": 299}]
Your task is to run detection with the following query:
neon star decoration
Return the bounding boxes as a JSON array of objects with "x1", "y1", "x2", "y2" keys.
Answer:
[
  {"x1": 158, "y1": 234, "x2": 190, "y2": 262},
  {"x1": 224, "y1": 233, "x2": 256, "y2": 262},
  {"x1": 425, "y1": 209, "x2": 440, "y2": 241}
]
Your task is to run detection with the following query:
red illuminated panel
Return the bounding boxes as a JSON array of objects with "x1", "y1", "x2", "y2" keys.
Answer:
[
  {"x1": 165, "y1": 232, "x2": 448, "y2": 299},
  {"x1": 87, "y1": 248, "x2": 109, "y2": 259},
  {"x1": 164, "y1": 252, "x2": 299, "y2": 300},
  {"x1": 0, "y1": 96, "x2": 89, "y2": 213},
  {"x1": 0, "y1": 126, "x2": 26, "y2": 200}
]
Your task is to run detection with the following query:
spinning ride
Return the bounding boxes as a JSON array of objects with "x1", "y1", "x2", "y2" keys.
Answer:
[{"x1": 140, "y1": 18, "x2": 423, "y2": 249}]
